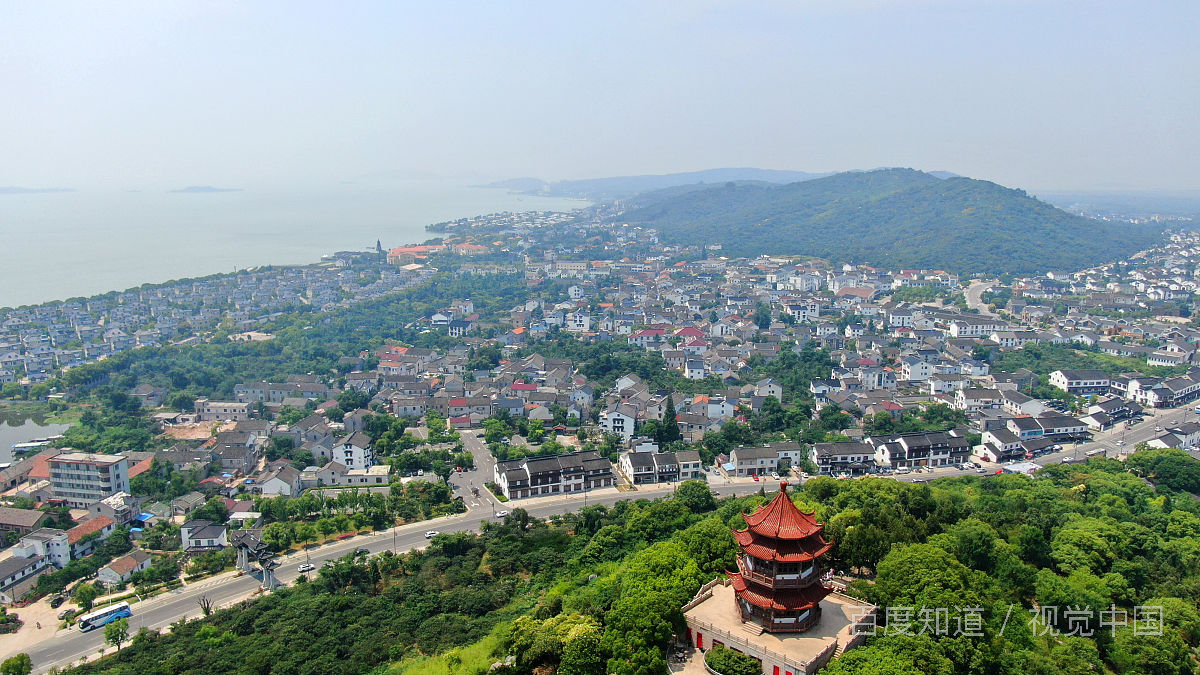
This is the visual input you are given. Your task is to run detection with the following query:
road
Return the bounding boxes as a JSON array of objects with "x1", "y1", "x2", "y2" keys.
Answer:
[
  {"x1": 23, "y1": 410, "x2": 1197, "y2": 672},
  {"x1": 964, "y1": 279, "x2": 998, "y2": 316},
  {"x1": 886, "y1": 403, "x2": 1199, "y2": 485},
  {"x1": 19, "y1": 434, "x2": 765, "y2": 673}
]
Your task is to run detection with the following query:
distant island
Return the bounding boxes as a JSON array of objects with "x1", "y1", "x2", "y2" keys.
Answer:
[
  {"x1": 479, "y1": 167, "x2": 833, "y2": 200},
  {"x1": 169, "y1": 185, "x2": 244, "y2": 193},
  {"x1": 0, "y1": 186, "x2": 74, "y2": 195}
]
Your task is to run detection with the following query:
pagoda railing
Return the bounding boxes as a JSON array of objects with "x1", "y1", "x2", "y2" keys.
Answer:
[
  {"x1": 737, "y1": 566, "x2": 820, "y2": 589},
  {"x1": 687, "y1": 615, "x2": 833, "y2": 674}
]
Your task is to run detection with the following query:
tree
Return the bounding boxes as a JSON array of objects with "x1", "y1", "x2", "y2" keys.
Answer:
[
  {"x1": 0, "y1": 654, "x2": 31, "y2": 675},
  {"x1": 675, "y1": 480, "x2": 716, "y2": 514},
  {"x1": 105, "y1": 617, "x2": 130, "y2": 651},
  {"x1": 705, "y1": 644, "x2": 761, "y2": 675},
  {"x1": 74, "y1": 583, "x2": 99, "y2": 611},
  {"x1": 661, "y1": 397, "x2": 681, "y2": 444}
]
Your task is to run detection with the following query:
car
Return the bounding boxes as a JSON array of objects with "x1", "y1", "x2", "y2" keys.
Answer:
[
  {"x1": 417, "y1": 469, "x2": 425, "y2": 476},
  {"x1": 49, "y1": 595, "x2": 65, "y2": 609},
  {"x1": 297, "y1": 563, "x2": 315, "y2": 573},
  {"x1": 895, "y1": 467, "x2": 912, "y2": 475},
  {"x1": 753, "y1": 474, "x2": 760, "y2": 481},
  {"x1": 495, "y1": 510, "x2": 510, "y2": 518},
  {"x1": 1115, "y1": 440, "x2": 1126, "y2": 446},
  {"x1": 355, "y1": 547, "x2": 370, "y2": 555},
  {"x1": 770, "y1": 472, "x2": 780, "y2": 480},
  {"x1": 1155, "y1": 425, "x2": 1163, "y2": 432},
  {"x1": 425, "y1": 530, "x2": 439, "y2": 539},
  {"x1": 976, "y1": 467, "x2": 988, "y2": 474}
]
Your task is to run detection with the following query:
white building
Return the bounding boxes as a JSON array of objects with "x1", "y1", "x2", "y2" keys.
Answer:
[
  {"x1": 333, "y1": 432, "x2": 374, "y2": 471},
  {"x1": 49, "y1": 452, "x2": 130, "y2": 508}
]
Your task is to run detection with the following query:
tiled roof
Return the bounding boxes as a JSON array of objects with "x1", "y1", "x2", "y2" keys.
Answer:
[
  {"x1": 739, "y1": 484, "x2": 824, "y2": 540},
  {"x1": 733, "y1": 528, "x2": 832, "y2": 562},
  {"x1": 67, "y1": 515, "x2": 114, "y2": 545}
]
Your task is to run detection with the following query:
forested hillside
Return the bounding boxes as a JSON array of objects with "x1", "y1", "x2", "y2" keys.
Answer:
[
  {"x1": 68, "y1": 452, "x2": 1200, "y2": 675},
  {"x1": 621, "y1": 169, "x2": 1162, "y2": 274}
]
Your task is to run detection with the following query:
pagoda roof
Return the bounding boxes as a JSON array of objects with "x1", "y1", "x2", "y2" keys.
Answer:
[
  {"x1": 728, "y1": 571, "x2": 831, "y2": 611},
  {"x1": 739, "y1": 483, "x2": 825, "y2": 540},
  {"x1": 734, "y1": 528, "x2": 831, "y2": 562}
]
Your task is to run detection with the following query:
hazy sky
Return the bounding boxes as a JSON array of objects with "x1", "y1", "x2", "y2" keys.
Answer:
[{"x1": 2, "y1": 1, "x2": 1198, "y2": 191}]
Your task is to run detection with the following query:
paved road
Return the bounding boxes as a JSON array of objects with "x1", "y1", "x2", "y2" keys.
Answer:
[
  {"x1": 23, "y1": 410, "x2": 1196, "y2": 672},
  {"x1": 20, "y1": 456, "x2": 765, "y2": 672},
  {"x1": 965, "y1": 279, "x2": 998, "y2": 316}
]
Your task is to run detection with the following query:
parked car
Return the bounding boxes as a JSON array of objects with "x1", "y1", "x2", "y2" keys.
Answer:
[
  {"x1": 49, "y1": 595, "x2": 66, "y2": 609},
  {"x1": 976, "y1": 467, "x2": 988, "y2": 474},
  {"x1": 57, "y1": 609, "x2": 74, "y2": 621},
  {"x1": 297, "y1": 563, "x2": 315, "y2": 573},
  {"x1": 495, "y1": 510, "x2": 510, "y2": 518},
  {"x1": 425, "y1": 530, "x2": 439, "y2": 538},
  {"x1": 770, "y1": 472, "x2": 780, "y2": 480},
  {"x1": 895, "y1": 467, "x2": 912, "y2": 475}
]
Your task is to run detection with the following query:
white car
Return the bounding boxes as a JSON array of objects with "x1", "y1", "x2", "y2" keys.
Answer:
[
  {"x1": 495, "y1": 510, "x2": 510, "y2": 518},
  {"x1": 770, "y1": 472, "x2": 780, "y2": 480},
  {"x1": 424, "y1": 530, "x2": 439, "y2": 539},
  {"x1": 297, "y1": 563, "x2": 315, "y2": 573}
]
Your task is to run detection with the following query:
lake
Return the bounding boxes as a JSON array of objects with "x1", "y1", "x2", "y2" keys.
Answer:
[
  {"x1": 0, "y1": 181, "x2": 583, "y2": 307},
  {"x1": 0, "y1": 414, "x2": 71, "y2": 465}
]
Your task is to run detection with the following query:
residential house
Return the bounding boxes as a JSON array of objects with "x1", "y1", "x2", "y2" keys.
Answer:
[
  {"x1": 97, "y1": 550, "x2": 152, "y2": 586},
  {"x1": 181, "y1": 519, "x2": 228, "y2": 552}
]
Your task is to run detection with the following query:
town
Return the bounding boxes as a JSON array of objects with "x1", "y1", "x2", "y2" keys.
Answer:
[{"x1": 1, "y1": 210, "x2": 1199, "y2": 674}]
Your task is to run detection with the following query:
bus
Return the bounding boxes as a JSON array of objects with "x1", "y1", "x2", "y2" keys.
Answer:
[{"x1": 77, "y1": 601, "x2": 132, "y2": 632}]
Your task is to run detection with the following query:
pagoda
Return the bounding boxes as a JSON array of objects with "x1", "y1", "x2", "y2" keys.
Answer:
[{"x1": 727, "y1": 483, "x2": 833, "y2": 633}]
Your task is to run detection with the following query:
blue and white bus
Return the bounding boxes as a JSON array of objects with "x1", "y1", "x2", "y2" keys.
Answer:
[{"x1": 77, "y1": 601, "x2": 132, "y2": 632}]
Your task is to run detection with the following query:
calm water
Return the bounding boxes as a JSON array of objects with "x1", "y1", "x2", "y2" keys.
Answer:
[
  {"x1": 0, "y1": 418, "x2": 72, "y2": 464},
  {"x1": 0, "y1": 181, "x2": 583, "y2": 307}
]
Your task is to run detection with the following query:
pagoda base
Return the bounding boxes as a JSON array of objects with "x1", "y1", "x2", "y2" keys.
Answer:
[{"x1": 682, "y1": 580, "x2": 875, "y2": 675}]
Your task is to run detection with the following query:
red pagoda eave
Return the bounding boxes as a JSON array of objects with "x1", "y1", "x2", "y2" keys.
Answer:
[
  {"x1": 728, "y1": 572, "x2": 832, "y2": 611},
  {"x1": 740, "y1": 483, "x2": 825, "y2": 540},
  {"x1": 733, "y1": 529, "x2": 833, "y2": 562}
]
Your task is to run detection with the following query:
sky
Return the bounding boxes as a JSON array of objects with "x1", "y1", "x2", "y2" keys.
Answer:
[{"x1": 1, "y1": 0, "x2": 1198, "y2": 192}]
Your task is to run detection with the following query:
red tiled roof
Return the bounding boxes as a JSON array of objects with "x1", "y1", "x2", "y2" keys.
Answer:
[
  {"x1": 68, "y1": 515, "x2": 114, "y2": 545},
  {"x1": 28, "y1": 455, "x2": 52, "y2": 480},
  {"x1": 727, "y1": 572, "x2": 831, "y2": 611},
  {"x1": 128, "y1": 456, "x2": 155, "y2": 478},
  {"x1": 733, "y1": 528, "x2": 832, "y2": 562},
  {"x1": 448, "y1": 398, "x2": 468, "y2": 406},
  {"x1": 739, "y1": 484, "x2": 825, "y2": 540}
]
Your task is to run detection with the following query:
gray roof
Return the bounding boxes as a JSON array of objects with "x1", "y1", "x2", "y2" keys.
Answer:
[{"x1": 0, "y1": 508, "x2": 45, "y2": 529}]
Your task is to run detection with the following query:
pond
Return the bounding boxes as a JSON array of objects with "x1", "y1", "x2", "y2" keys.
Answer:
[{"x1": 0, "y1": 408, "x2": 72, "y2": 465}]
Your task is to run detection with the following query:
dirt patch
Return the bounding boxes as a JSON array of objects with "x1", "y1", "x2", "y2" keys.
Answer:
[{"x1": 161, "y1": 421, "x2": 233, "y2": 440}]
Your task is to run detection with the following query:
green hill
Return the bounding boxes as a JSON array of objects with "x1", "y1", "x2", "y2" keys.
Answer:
[{"x1": 621, "y1": 168, "x2": 1163, "y2": 274}]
